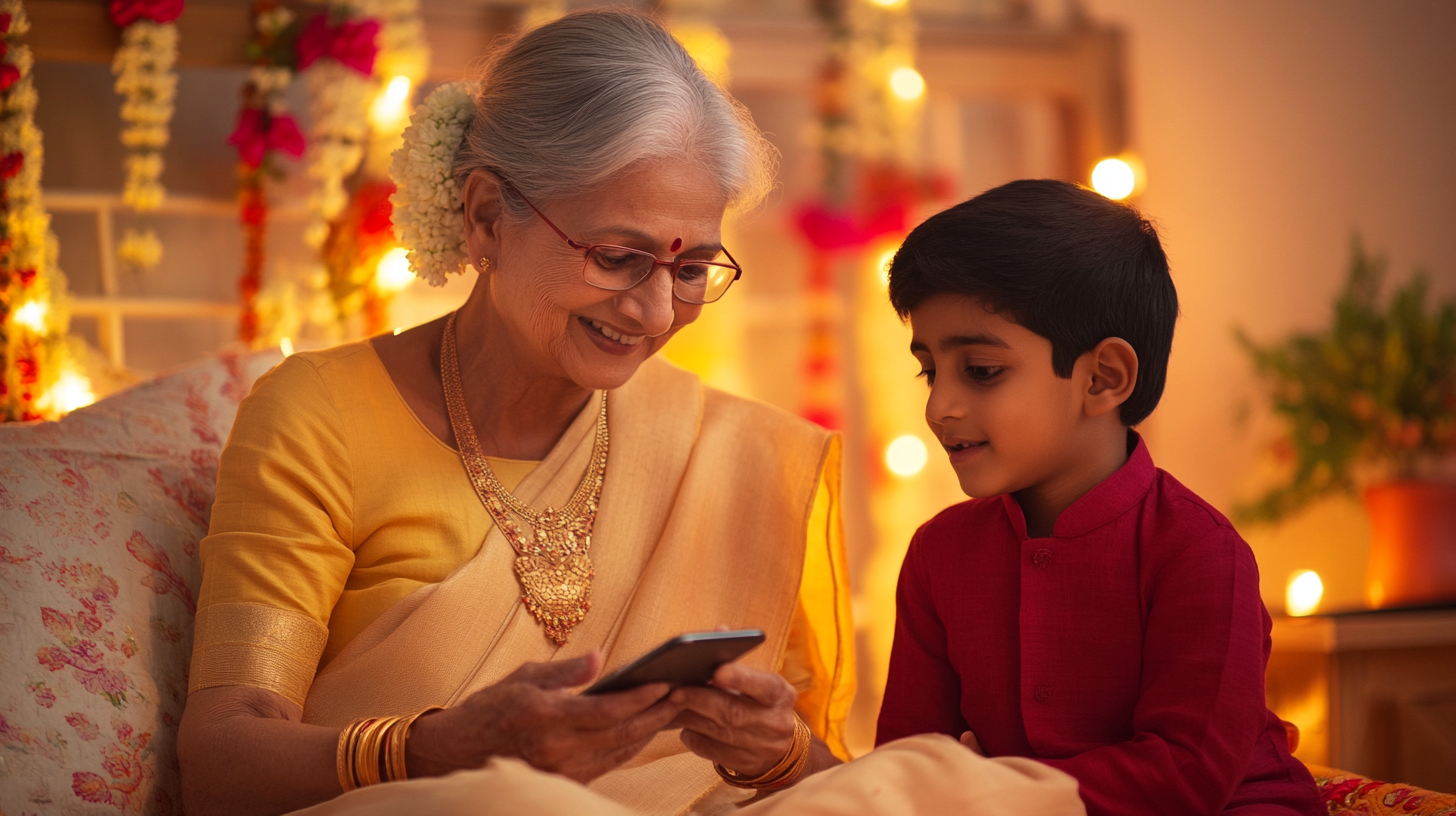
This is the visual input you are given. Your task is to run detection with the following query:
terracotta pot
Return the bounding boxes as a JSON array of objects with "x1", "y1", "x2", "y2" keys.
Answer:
[{"x1": 1364, "y1": 480, "x2": 1456, "y2": 609}]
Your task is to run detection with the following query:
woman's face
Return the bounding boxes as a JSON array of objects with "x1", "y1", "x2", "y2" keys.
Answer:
[{"x1": 463, "y1": 157, "x2": 729, "y2": 392}]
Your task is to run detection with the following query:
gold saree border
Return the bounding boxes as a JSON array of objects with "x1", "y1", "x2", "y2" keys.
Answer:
[{"x1": 189, "y1": 602, "x2": 329, "y2": 707}]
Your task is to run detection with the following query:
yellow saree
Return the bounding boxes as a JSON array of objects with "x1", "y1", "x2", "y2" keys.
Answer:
[
  {"x1": 293, "y1": 351, "x2": 843, "y2": 812},
  {"x1": 191, "y1": 344, "x2": 854, "y2": 812}
]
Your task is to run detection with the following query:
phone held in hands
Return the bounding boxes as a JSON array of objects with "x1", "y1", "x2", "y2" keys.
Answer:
[{"x1": 581, "y1": 629, "x2": 766, "y2": 696}]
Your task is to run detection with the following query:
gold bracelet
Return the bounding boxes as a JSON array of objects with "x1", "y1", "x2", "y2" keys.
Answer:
[
  {"x1": 338, "y1": 718, "x2": 374, "y2": 792},
  {"x1": 336, "y1": 722, "x2": 355, "y2": 792},
  {"x1": 714, "y1": 715, "x2": 813, "y2": 791},
  {"x1": 386, "y1": 706, "x2": 444, "y2": 782}
]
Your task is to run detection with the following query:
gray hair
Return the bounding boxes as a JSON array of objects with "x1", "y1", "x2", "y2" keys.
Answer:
[{"x1": 452, "y1": 9, "x2": 776, "y2": 216}]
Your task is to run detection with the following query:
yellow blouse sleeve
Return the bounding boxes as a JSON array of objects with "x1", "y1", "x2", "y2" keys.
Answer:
[
  {"x1": 779, "y1": 436, "x2": 856, "y2": 761},
  {"x1": 190, "y1": 354, "x2": 355, "y2": 707}
]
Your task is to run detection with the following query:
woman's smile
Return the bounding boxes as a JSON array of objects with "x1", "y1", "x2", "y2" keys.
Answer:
[{"x1": 578, "y1": 315, "x2": 648, "y2": 354}]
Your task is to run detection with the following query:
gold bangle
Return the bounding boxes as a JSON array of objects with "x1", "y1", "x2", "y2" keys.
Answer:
[
  {"x1": 387, "y1": 706, "x2": 444, "y2": 782},
  {"x1": 336, "y1": 722, "x2": 354, "y2": 792},
  {"x1": 714, "y1": 715, "x2": 812, "y2": 791}
]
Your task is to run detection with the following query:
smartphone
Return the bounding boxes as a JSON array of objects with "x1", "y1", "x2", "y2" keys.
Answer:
[{"x1": 581, "y1": 629, "x2": 766, "y2": 696}]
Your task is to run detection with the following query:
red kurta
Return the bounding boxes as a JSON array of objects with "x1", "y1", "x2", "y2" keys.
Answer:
[{"x1": 876, "y1": 435, "x2": 1322, "y2": 816}]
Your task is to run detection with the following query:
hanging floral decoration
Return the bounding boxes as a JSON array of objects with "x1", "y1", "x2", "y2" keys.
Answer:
[
  {"x1": 299, "y1": 0, "x2": 379, "y2": 250},
  {"x1": 227, "y1": 0, "x2": 304, "y2": 345},
  {"x1": 317, "y1": 0, "x2": 428, "y2": 335},
  {"x1": 797, "y1": 0, "x2": 944, "y2": 430},
  {"x1": 109, "y1": 0, "x2": 183, "y2": 273},
  {"x1": 0, "y1": 1, "x2": 91, "y2": 421}
]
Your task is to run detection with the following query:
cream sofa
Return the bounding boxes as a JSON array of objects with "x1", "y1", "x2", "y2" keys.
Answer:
[{"x1": 0, "y1": 350, "x2": 279, "y2": 814}]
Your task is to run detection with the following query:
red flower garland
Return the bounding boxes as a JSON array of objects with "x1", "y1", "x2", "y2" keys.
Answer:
[
  {"x1": 107, "y1": 0, "x2": 183, "y2": 26},
  {"x1": 230, "y1": 0, "x2": 303, "y2": 345}
]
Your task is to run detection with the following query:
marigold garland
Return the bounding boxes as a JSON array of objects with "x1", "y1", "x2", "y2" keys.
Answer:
[
  {"x1": 0, "y1": 0, "x2": 82, "y2": 421},
  {"x1": 228, "y1": 0, "x2": 304, "y2": 345},
  {"x1": 110, "y1": 0, "x2": 183, "y2": 273}
]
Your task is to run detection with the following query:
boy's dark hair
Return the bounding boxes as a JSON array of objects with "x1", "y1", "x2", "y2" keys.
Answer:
[{"x1": 888, "y1": 179, "x2": 1178, "y2": 426}]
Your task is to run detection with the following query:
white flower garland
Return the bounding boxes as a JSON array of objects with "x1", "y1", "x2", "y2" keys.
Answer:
[
  {"x1": 304, "y1": 59, "x2": 372, "y2": 247},
  {"x1": 112, "y1": 19, "x2": 178, "y2": 271},
  {"x1": 388, "y1": 80, "x2": 473, "y2": 287}
]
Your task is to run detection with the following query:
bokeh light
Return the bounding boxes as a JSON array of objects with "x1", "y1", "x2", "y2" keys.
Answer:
[
  {"x1": 12, "y1": 300, "x2": 49, "y2": 334},
  {"x1": 1286, "y1": 570, "x2": 1324, "y2": 617},
  {"x1": 49, "y1": 371, "x2": 95, "y2": 414},
  {"x1": 889, "y1": 67, "x2": 926, "y2": 101},
  {"x1": 885, "y1": 434, "x2": 929, "y2": 477},
  {"x1": 1091, "y1": 157, "x2": 1137, "y2": 200},
  {"x1": 369, "y1": 76, "x2": 412, "y2": 132},
  {"x1": 876, "y1": 247, "x2": 896, "y2": 289},
  {"x1": 375, "y1": 247, "x2": 415, "y2": 294}
]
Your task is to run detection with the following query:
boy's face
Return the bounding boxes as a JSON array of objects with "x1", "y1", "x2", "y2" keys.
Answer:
[{"x1": 908, "y1": 294, "x2": 1089, "y2": 499}]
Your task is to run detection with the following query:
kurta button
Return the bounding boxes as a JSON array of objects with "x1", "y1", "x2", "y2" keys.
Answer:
[
  {"x1": 1034, "y1": 683, "x2": 1053, "y2": 703},
  {"x1": 1031, "y1": 548, "x2": 1052, "y2": 567}
]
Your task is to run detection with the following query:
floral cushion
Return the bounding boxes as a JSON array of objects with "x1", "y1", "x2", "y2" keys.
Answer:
[
  {"x1": 1310, "y1": 764, "x2": 1456, "y2": 815},
  {"x1": 0, "y1": 349, "x2": 280, "y2": 814}
]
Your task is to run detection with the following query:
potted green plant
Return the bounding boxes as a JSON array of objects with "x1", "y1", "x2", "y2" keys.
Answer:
[{"x1": 1236, "y1": 239, "x2": 1456, "y2": 609}]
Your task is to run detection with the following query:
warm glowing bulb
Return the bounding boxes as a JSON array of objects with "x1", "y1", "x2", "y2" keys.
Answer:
[
  {"x1": 375, "y1": 247, "x2": 415, "y2": 294},
  {"x1": 393, "y1": 326, "x2": 403, "y2": 336},
  {"x1": 369, "y1": 76, "x2": 412, "y2": 131},
  {"x1": 12, "y1": 300, "x2": 49, "y2": 334},
  {"x1": 1286, "y1": 570, "x2": 1324, "y2": 617},
  {"x1": 280, "y1": 336, "x2": 295, "y2": 357},
  {"x1": 885, "y1": 435, "x2": 928, "y2": 477},
  {"x1": 876, "y1": 248, "x2": 896, "y2": 288},
  {"x1": 1091, "y1": 158, "x2": 1137, "y2": 200},
  {"x1": 866, "y1": 0, "x2": 908, "y2": 7},
  {"x1": 51, "y1": 372, "x2": 95, "y2": 414},
  {"x1": 889, "y1": 67, "x2": 925, "y2": 101}
]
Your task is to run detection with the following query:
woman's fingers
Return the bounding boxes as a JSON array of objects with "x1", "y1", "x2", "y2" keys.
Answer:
[
  {"x1": 706, "y1": 663, "x2": 796, "y2": 708},
  {"x1": 507, "y1": 650, "x2": 603, "y2": 690},
  {"x1": 557, "y1": 682, "x2": 675, "y2": 729},
  {"x1": 678, "y1": 726, "x2": 770, "y2": 773}
]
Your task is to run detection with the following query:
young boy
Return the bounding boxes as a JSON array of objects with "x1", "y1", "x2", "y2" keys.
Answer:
[{"x1": 875, "y1": 180, "x2": 1323, "y2": 816}]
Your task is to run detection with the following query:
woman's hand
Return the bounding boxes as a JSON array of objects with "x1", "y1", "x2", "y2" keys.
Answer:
[
  {"x1": 407, "y1": 650, "x2": 682, "y2": 783},
  {"x1": 668, "y1": 662, "x2": 800, "y2": 777},
  {"x1": 960, "y1": 730, "x2": 986, "y2": 756}
]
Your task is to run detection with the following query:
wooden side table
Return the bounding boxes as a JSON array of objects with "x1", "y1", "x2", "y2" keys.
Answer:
[{"x1": 1267, "y1": 606, "x2": 1456, "y2": 793}]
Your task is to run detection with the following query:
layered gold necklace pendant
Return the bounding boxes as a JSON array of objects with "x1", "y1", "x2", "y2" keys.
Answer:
[{"x1": 441, "y1": 311, "x2": 608, "y2": 646}]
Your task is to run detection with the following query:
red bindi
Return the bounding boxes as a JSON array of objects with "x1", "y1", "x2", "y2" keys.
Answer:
[{"x1": 670, "y1": 238, "x2": 682, "y2": 253}]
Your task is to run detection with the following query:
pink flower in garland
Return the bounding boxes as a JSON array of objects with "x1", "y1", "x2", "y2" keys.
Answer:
[
  {"x1": 108, "y1": 0, "x2": 184, "y2": 27},
  {"x1": 297, "y1": 13, "x2": 380, "y2": 75},
  {"x1": 227, "y1": 108, "x2": 306, "y2": 168}
]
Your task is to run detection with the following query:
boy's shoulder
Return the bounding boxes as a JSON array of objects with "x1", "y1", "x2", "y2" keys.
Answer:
[
  {"x1": 912, "y1": 495, "x2": 1014, "y2": 553},
  {"x1": 1148, "y1": 466, "x2": 1238, "y2": 541}
]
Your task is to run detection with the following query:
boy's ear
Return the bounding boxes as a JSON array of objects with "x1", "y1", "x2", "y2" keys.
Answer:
[{"x1": 1083, "y1": 337, "x2": 1138, "y2": 419}]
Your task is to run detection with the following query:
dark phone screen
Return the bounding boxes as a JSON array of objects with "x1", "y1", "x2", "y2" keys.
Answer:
[{"x1": 582, "y1": 630, "x2": 765, "y2": 696}]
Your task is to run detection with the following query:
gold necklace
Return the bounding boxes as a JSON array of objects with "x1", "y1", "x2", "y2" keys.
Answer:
[{"x1": 440, "y1": 311, "x2": 608, "y2": 646}]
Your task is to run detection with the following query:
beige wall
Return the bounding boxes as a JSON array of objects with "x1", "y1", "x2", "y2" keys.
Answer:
[{"x1": 1077, "y1": 0, "x2": 1456, "y2": 611}]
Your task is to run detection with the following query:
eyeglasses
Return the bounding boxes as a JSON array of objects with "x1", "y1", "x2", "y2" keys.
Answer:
[{"x1": 507, "y1": 183, "x2": 742, "y2": 305}]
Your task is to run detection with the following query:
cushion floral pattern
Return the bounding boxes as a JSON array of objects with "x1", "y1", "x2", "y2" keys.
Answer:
[
  {"x1": 1310, "y1": 764, "x2": 1456, "y2": 816},
  {"x1": 0, "y1": 350, "x2": 280, "y2": 814}
]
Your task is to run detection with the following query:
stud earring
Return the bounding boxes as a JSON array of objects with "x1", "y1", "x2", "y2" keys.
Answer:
[{"x1": 478, "y1": 257, "x2": 491, "y2": 273}]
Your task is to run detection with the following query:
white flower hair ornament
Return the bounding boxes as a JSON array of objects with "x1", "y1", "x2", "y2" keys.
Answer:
[{"x1": 389, "y1": 81, "x2": 476, "y2": 287}]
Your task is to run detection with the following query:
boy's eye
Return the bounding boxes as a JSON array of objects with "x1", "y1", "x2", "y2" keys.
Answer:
[
  {"x1": 916, "y1": 368, "x2": 936, "y2": 385},
  {"x1": 966, "y1": 365, "x2": 1004, "y2": 383}
]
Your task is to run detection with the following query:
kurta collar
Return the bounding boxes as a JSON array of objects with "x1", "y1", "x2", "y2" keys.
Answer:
[{"x1": 1000, "y1": 431, "x2": 1155, "y2": 540}]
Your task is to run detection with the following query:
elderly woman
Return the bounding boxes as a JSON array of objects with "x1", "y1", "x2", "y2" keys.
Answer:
[{"x1": 178, "y1": 10, "x2": 1084, "y2": 816}]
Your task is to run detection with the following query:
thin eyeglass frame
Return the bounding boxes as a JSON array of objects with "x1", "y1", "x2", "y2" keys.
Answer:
[{"x1": 505, "y1": 182, "x2": 742, "y2": 305}]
